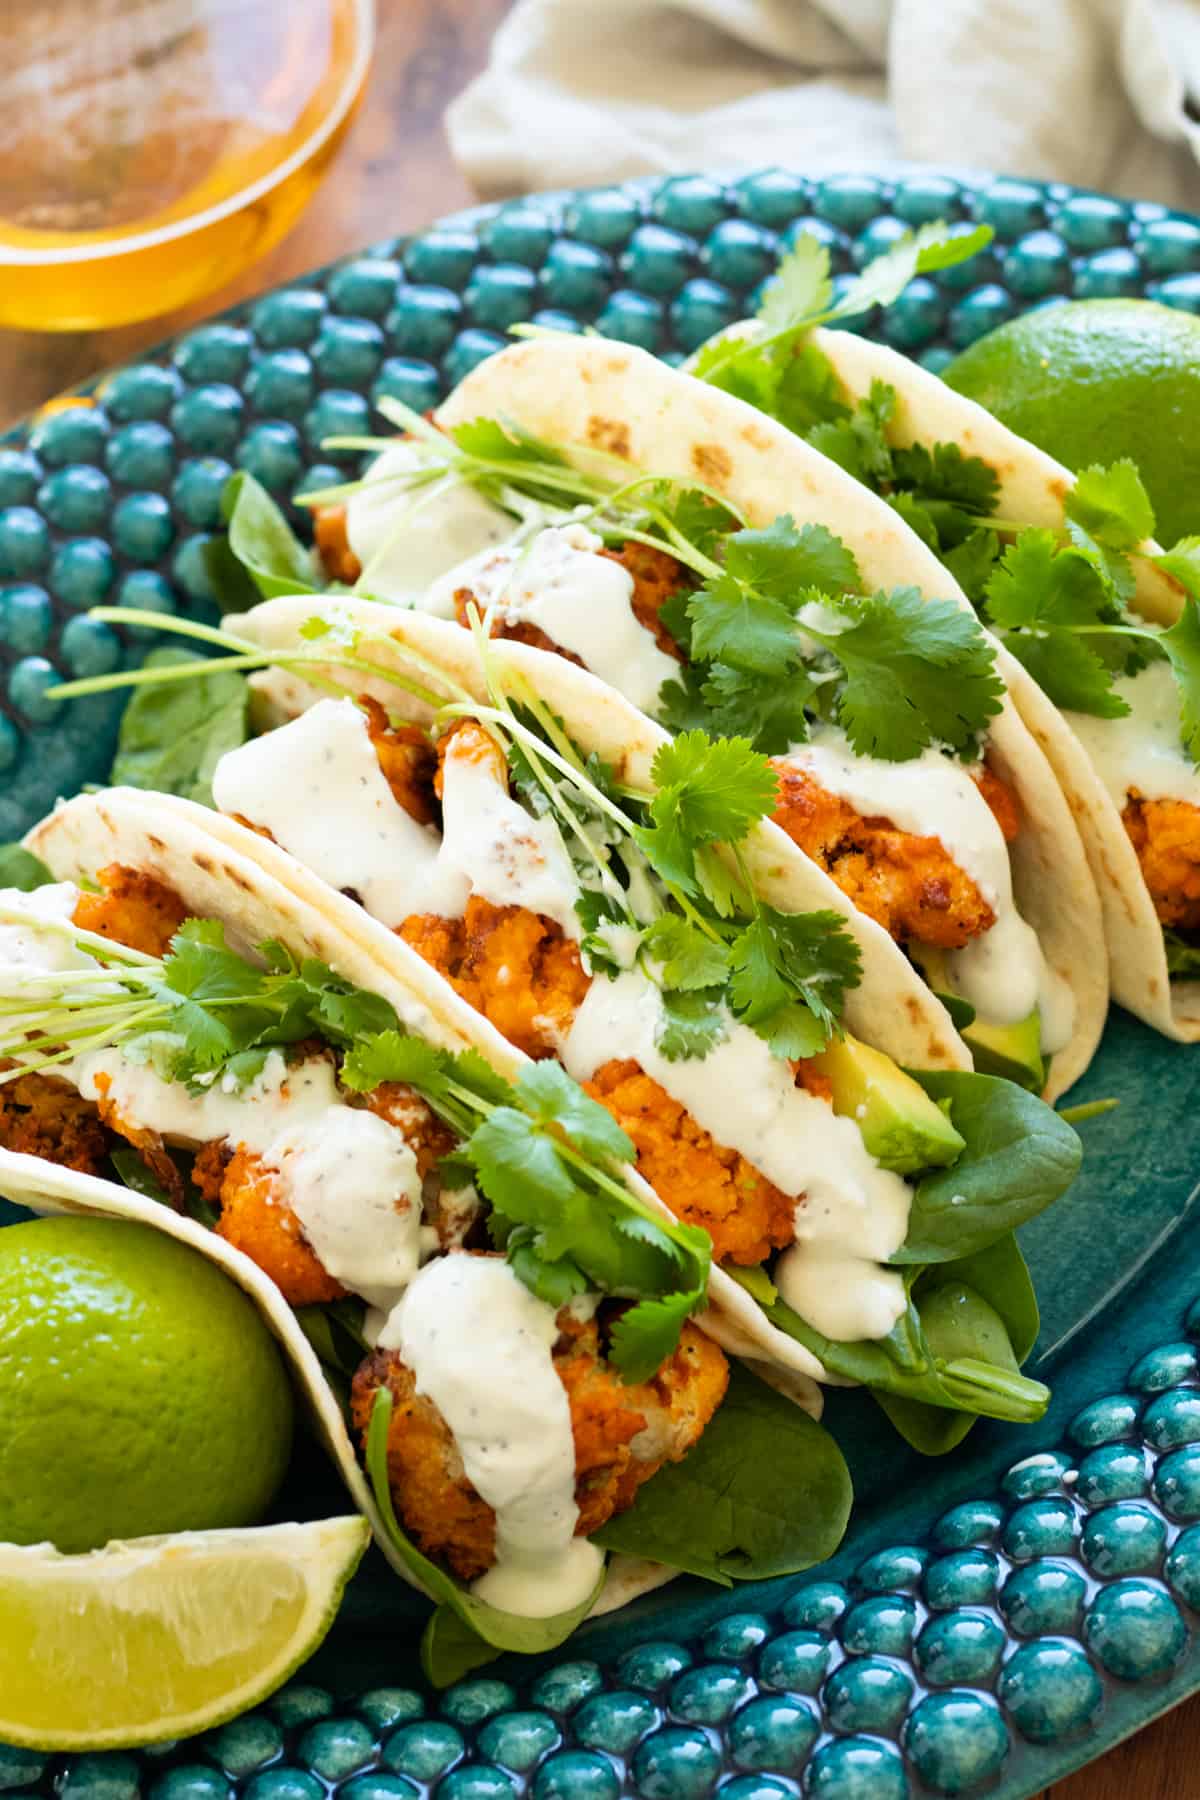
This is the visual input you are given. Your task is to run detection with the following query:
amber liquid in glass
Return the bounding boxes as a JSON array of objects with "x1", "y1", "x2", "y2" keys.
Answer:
[{"x1": 0, "y1": 0, "x2": 372, "y2": 330}]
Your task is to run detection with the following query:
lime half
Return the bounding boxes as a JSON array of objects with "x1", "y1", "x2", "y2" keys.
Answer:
[
  {"x1": 944, "y1": 298, "x2": 1200, "y2": 548},
  {"x1": 0, "y1": 1516, "x2": 370, "y2": 1750}
]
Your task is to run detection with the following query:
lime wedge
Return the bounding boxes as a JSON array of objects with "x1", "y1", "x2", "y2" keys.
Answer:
[{"x1": 0, "y1": 1517, "x2": 370, "y2": 1750}]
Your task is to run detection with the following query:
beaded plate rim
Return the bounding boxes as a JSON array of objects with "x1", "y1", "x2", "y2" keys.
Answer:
[{"x1": 5, "y1": 165, "x2": 1200, "y2": 1800}]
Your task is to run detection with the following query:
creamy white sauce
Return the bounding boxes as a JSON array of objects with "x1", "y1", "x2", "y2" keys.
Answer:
[
  {"x1": 439, "y1": 728, "x2": 581, "y2": 938},
  {"x1": 346, "y1": 443, "x2": 515, "y2": 604},
  {"x1": 72, "y1": 1049, "x2": 423, "y2": 1312},
  {"x1": 1066, "y1": 661, "x2": 1200, "y2": 810},
  {"x1": 377, "y1": 1254, "x2": 604, "y2": 1617},
  {"x1": 783, "y1": 732, "x2": 1073, "y2": 1043},
  {"x1": 0, "y1": 882, "x2": 96, "y2": 992},
  {"x1": 213, "y1": 699, "x2": 469, "y2": 927},
  {"x1": 563, "y1": 968, "x2": 911, "y2": 1342},
  {"x1": 433, "y1": 524, "x2": 680, "y2": 715},
  {"x1": 214, "y1": 699, "x2": 582, "y2": 938}
]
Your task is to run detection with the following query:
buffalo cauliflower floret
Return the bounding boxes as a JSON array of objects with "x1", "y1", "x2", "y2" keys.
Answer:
[{"x1": 349, "y1": 1295, "x2": 727, "y2": 1582}]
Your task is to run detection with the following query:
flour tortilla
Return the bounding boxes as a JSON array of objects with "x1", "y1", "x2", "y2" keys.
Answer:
[
  {"x1": 789, "y1": 326, "x2": 1197, "y2": 1041},
  {"x1": 428, "y1": 334, "x2": 1107, "y2": 1097},
  {"x1": 3, "y1": 786, "x2": 834, "y2": 1614}
]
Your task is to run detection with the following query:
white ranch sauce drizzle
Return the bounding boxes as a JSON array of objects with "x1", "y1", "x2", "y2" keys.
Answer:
[
  {"x1": 428, "y1": 524, "x2": 680, "y2": 716},
  {"x1": 213, "y1": 698, "x2": 581, "y2": 938},
  {"x1": 1066, "y1": 661, "x2": 1200, "y2": 811},
  {"x1": 213, "y1": 698, "x2": 467, "y2": 926},
  {"x1": 71, "y1": 1049, "x2": 423, "y2": 1311},
  {"x1": 782, "y1": 732, "x2": 1074, "y2": 1047},
  {"x1": 377, "y1": 1254, "x2": 605, "y2": 1618},
  {"x1": 0, "y1": 882, "x2": 97, "y2": 995},
  {"x1": 562, "y1": 968, "x2": 911, "y2": 1342},
  {"x1": 438, "y1": 727, "x2": 582, "y2": 938},
  {"x1": 346, "y1": 443, "x2": 515, "y2": 604}
]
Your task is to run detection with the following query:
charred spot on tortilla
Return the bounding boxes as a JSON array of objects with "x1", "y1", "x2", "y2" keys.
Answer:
[
  {"x1": 691, "y1": 442, "x2": 732, "y2": 486},
  {"x1": 587, "y1": 416, "x2": 632, "y2": 459},
  {"x1": 1049, "y1": 474, "x2": 1070, "y2": 502},
  {"x1": 740, "y1": 421, "x2": 774, "y2": 453},
  {"x1": 193, "y1": 852, "x2": 216, "y2": 874}
]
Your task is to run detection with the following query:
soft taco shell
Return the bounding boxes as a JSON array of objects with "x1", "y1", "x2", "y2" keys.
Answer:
[
  {"x1": 425, "y1": 335, "x2": 1106, "y2": 1097},
  {"x1": 794, "y1": 327, "x2": 1197, "y2": 1040},
  {"x1": 13, "y1": 789, "x2": 833, "y2": 1550}
]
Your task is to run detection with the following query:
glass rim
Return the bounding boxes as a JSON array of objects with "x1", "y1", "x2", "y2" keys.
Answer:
[{"x1": 0, "y1": 0, "x2": 376, "y2": 268}]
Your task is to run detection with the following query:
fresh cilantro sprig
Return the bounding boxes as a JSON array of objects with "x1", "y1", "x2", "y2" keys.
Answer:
[
  {"x1": 690, "y1": 220, "x2": 993, "y2": 417},
  {"x1": 665, "y1": 515, "x2": 1004, "y2": 759},
  {"x1": 0, "y1": 906, "x2": 709, "y2": 1378},
  {"x1": 975, "y1": 462, "x2": 1200, "y2": 753}
]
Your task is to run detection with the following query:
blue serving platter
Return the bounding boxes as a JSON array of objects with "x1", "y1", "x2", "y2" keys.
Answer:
[{"x1": 5, "y1": 166, "x2": 1200, "y2": 1800}]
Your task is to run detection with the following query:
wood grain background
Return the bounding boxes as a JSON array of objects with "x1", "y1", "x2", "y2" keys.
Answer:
[{"x1": 0, "y1": 5, "x2": 1195, "y2": 1790}]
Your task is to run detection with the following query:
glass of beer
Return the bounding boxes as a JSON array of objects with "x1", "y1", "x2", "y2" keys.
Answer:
[{"x1": 0, "y1": 0, "x2": 374, "y2": 331}]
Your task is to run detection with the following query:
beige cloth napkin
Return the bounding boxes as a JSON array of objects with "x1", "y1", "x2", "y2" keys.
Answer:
[{"x1": 447, "y1": 0, "x2": 1200, "y2": 209}]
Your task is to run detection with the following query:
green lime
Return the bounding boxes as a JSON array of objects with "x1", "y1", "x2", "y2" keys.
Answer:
[
  {"x1": 0, "y1": 1216, "x2": 294, "y2": 1553},
  {"x1": 944, "y1": 298, "x2": 1200, "y2": 547},
  {"x1": 0, "y1": 1517, "x2": 369, "y2": 1750}
]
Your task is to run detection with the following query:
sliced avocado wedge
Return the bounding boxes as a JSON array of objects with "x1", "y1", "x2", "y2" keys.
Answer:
[
  {"x1": 962, "y1": 1010, "x2": 1045, "y2": 1093},
  {"x1": 808, "y1": 1035, "x2": 966, "y2": 1173},
  {"x1": 910, "y1": 947, "x2": 1045, "y2": 1093}
]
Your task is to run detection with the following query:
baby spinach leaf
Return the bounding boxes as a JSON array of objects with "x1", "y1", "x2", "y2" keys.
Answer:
[
  {"x1": 0, "y1": 845, "x2": 52, "y2": 891},
  {"x1": 110, "y1": 648, "x2": 249, "y2": 808},
  {"x1": 874, "y1": 1234, "x2": 1040, "y2": 1453},
  {"x1": 894, "y1": 1071, "x2": 1082, "y2": 1264},
  {"x1": 756, "y1": 1241, "x2": 1047, "y2": 1433},
  {"x1": 594, "y1": 1363, "x2": 852, "y2": 1580},
  {"x1": 222, "y1": 470, "x2": 318, "y2": 600}
]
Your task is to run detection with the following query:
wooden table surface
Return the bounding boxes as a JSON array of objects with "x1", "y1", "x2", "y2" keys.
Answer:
[{"x1": 0, "y1": 4, "x2": 1195, "y2": 1791}]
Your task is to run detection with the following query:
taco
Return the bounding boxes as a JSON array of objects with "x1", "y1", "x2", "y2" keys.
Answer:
[
  {"x1": 216, "y1": 325, "x2": 1107, "y2": 1099},
  {"x1": 79, "y1": 567, "x2": 1086, "y2": 1458},
  {"x1": 0, "y1": 785, "x2": 856, "y2": 1681},
  {"x1": 683, "y1": 240, "x2": 1200, "y2": 1040}
]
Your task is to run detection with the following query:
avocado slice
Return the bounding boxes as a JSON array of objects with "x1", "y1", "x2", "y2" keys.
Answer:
[
  {"x1": 808, "y1": 1035, "x2": 966, "y2": 1174},
  {"x1": 962, "y1": 1011, "x2": 1045, "y2": 1092},
  {"x1": 910, "y1": 947, "x2": 1046, "y2": 1093}
]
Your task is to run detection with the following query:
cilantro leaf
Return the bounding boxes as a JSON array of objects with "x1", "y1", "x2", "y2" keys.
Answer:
[
  {"x1": 515, "y1": 1060, "x2": 634, "y2": 1163},
  {"x1": 697, "y1": 662, "x2": 815, "y2": 755},
  {"x1": 467, "y1": 1107, "x2": 581, "y2": 1256},
  {"x1": 725, "y1": 516, "x2": 861, "y2": 601},
  {"x1": 686, "y1": 572, "x2": 800, "y2": 675},
  {"x1": 773, "y1": 339, "x2": 852, "y2": 435},
  {"x1": 1160, "y1": 595, "x2": 1200, "y2": 762},
  {"x1": 647, "y1": 732, "x2": 779, "y2": 847},
  {"x1": 693, "y1": 844, "x2": 746, "y2": 918},
  {"x1": 1001, "y1": 629, "x2": 1129, "y2": 717},
  {"x1": 506, "y1": 1234, "x2": 592, "y2": 1309},
  {"x1": 984, "y1": 530, "x2": 1110, "y2": 630},
  {"x1": 832, "y1": 221, "x2": 993, "y2": 320},
  {"x1": 806, "y1": 381, "x2": 895, "y2": 485},
  {"x1": 891, "y1": 441, "x2": 1000, "y2": 515},
  {"x1": 729, "y1": 907, "x2": 861, "y2": 1057},
  {"x1": 449, "y1": 416, "x2": 569, "y2": 468},
  {"x1": 1066, "y1": 460, "x2": 1156, "y2": 549},
  {"x1": 757, "y1": 233, "x2": 834, "y2": 333},
  {"x1": 608, "y1": 1291, "x2": 703, "y2": 1383},
  {"x1": 656, "y1": 989, "x2": 728, "y2": 1061},
  {"x1": 639, "y1": 915, "x2": 731, "y2": 989},
  {"x1": 941, "y1": 528, "x2": 1001, "y2": 604},
  {"x1": 805, "y1": 588, "x2": 1005, "y2": 758}
]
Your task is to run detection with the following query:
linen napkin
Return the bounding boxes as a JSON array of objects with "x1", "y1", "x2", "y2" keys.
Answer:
[{"x1": 447, "y1": 0, "x2": 1200, "y2": 209}]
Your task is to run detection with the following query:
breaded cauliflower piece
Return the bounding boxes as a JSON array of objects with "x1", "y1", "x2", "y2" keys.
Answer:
[
  {"x1": 584, "y1": 1059, "x2": 797, "y2": 1266},
  {"x1": 72, "y1": 863, "x2": 188, "y2": 958},
  {"x1": 314, "y1": 505, "x2": 361, "y2": 584},
  {"x1": 349, "y1": 1300, "x2": 727, "y2": 1582},
  {"x1": 208, "y1": 1144, "x2": 347, "y2": 1307},
  {"x1": 1123, "y1": 791, "x2": 1200, "y2": 930},
  {"x1": 0, "y1": 1071, "x2": 111, "y2": 1174},
  {"x1": 770, "y1": 761, "x2": 1020, "y2": 951}
]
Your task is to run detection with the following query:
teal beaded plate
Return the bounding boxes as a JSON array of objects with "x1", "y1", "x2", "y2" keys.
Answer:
[{"x1": 5, "y1": 167, "x2": 1200, "y2": 1800}]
